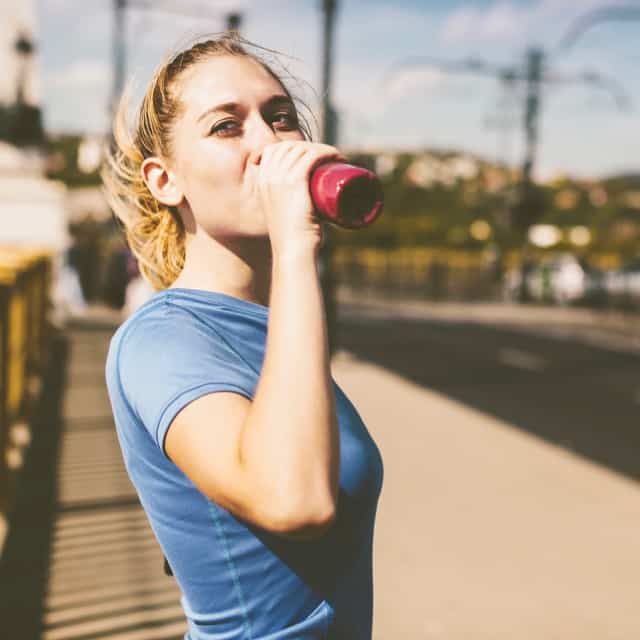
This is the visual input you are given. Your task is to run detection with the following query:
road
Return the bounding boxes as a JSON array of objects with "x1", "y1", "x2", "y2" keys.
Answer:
[
  {"x1": 337, "y1": 304, "x2": 640, "y2": 482},
  {"x1": 332, "y1": 304, "x2": 640, "y2": 639}
]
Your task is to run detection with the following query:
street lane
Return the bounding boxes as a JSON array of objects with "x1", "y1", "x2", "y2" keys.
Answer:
[{"x1": 337, "y1": 307, "x2": 640, "y2": 481}]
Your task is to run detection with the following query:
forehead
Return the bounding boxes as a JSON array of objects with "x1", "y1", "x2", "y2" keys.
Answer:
[{"x1": 176, "y1": 55, "x2": 286, "y2": 117}]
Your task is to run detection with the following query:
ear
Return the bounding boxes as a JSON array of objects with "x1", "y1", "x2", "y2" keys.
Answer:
[{"x1": 141, "y1": 157, "x2": 184, "y2": 207}]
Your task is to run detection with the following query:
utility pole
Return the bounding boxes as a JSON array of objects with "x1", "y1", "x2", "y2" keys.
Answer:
[
  {"x1": 384, "y1": 41, "x2": 629, "y2": 236},
  {"x1": 111, "y1": 0, "x2": 126, "y2": 120},
  {"x1": 522, "y1": 48, "x2": 542, "y2": 200},
  {"x1": 110, "y1": 1, "x2": 237, "y2": 122},
  {"x1": 226, "y1": 12, "x2": 243, "y2": 34},
  {"x1": 321, "y1": 1, "x2": 339, "y2": 145},
  {"x1": 320, "y1": 0, "x2": 339, "y2": 354},
  {"x1": 513, "y1": 47, "x2": 544, "y2": 233}
]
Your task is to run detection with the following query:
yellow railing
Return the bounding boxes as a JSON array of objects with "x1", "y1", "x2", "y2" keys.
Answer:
[
  {"x1": 333, "y1": 247, "x2": 501, "y2": 299},
  {"x1": 0, "y1": 247, "x2": 52, "y2": 518}
]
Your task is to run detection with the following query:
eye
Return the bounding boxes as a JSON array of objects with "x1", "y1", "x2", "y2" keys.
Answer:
[
  {"x1": 271, "y1": 111, "x2": 298, "y2": 130},
  {"x1": 210, "y1": 119, "x2": 241, "y2": 136}
]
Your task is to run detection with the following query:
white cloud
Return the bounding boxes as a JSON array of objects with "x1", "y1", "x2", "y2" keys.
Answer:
[
  {"x1": 439, "y1": 0, "x2": 620, "y2": 47},
  {"x1": 43, "y1": 59, "x2": 112, "y2": 132},
  {"x1": 530, "y1": 0, "x2": 618, "y2": 22},
  {"x1": 440, "y1": 1, "x2": 523, "y2": 45},
  {"x1": 385, "y1": 67, "x2": 448, "y2": 102},
  {"x1": 441, "y1": 6, "x2": 479, "y2": 43},
  {"x1": 45, "y1": 59, "x2": 111, "y2": 90},
  {"x1": 482, "y1": 2, "x2": 519, "y2": 39}
]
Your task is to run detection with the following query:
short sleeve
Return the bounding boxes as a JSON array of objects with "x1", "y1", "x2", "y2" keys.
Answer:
[{"x1": 115, "y1": 302, "x2": 255, "y2": 454}]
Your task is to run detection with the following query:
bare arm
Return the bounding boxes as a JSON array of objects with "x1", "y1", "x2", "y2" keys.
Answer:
[{"x1": 165, "y1": 142, "x2": 343, "y2": 539}]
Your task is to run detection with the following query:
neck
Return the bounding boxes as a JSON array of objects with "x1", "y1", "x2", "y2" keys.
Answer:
[{"x1": 169, "y1": 225, "x2": 273, "y2": 307}]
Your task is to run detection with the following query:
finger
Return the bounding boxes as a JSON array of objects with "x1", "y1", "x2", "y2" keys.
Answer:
[
  {"x1": 259, "y1": 140, "x2": 288, "y2": 168},
  {"x1": 313, "y1": 144, "x2": 347, "y2": 163},
  {"x1": 295, "y1": 148, "x2": 346, "y2": 179},
  {"x1": 277, "y1": 142, "x2": 310, "y2": 173},
  {"x1": 306, "y1": 143, "x2": 341, "y2": 156},
  {"x1": 256, "y1": 142, "x2": 289, "y2": 186},
  {"x1": 260, "y1": 141, "x2": 306, "y2": 176}
]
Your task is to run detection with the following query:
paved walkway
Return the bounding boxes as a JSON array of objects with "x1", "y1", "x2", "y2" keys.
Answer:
[{"x1": 42, "y1": 324, "x2": 186, "y2": 640}]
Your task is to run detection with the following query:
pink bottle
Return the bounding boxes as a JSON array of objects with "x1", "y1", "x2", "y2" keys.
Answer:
[{"x1": 310, "y1": 162, "x2": 384, "y2": 229}]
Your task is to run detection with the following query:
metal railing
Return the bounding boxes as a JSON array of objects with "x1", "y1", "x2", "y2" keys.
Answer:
[{"x1": 333, "y1": 247, "x2": 624, "y2": 302}]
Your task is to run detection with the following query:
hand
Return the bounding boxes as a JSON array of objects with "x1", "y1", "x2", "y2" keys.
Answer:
[{"x1": 256, "y1": 141, "x2": 346, "y2": 259}]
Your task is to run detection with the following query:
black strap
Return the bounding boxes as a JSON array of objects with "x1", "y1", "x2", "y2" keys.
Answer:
[{"x1": 163, "y1": 556, "x2": 174, "y2": 576}]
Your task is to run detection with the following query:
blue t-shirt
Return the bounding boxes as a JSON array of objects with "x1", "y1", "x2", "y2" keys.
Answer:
[{"x1": 105, "y1": 287, "x2": 384, "y2": 640}]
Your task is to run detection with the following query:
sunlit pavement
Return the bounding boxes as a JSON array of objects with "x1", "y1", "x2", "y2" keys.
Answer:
[{"x1": 333, "y1": 298, "x2": 640, "y2": 639}]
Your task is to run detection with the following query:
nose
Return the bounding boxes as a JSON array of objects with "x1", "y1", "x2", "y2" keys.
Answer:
[{"x1": 247, "y1": 116, "x2": 281, "y2": 166}]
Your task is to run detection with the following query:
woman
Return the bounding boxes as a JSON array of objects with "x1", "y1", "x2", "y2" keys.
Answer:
[{"x1": 103, "y1": 34, "x2": 384, "y2": 640}]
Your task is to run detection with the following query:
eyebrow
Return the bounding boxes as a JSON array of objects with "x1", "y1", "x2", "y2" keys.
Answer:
[{"x1": 196, "y1": 94, "x2": 294, "y2": 123}]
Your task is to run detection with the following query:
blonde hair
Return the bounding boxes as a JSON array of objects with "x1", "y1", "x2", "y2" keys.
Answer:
[{"x1": 101, "y1": 34, "x2": 313, "y2": 290}]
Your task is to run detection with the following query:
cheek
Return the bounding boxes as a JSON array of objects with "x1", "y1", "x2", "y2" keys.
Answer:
[
  {"x1": 182, "y1": 144, "x2": 243, "y2": 196},
  {"x1": 177, "y1": 144, "x2": 254, "y2": 233},
  {"x1": 289, "y1": 128, "x2": 306, "y2": 142}
]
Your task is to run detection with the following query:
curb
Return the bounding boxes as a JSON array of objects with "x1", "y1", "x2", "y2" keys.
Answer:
[{"x1": 336, "y1": 288, "x2": 640, "y2": 353}]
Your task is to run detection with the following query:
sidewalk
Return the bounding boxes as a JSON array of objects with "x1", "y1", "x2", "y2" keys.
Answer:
[
  {"x1": 331, "y1": 350, "x2": 640, "y2": 640},
  {"x1": 42, "y1": 322, "x2": 186, "y2": 640},
  {"x1": 336, "y1": 286, "x2": 640, "y2": 354}
]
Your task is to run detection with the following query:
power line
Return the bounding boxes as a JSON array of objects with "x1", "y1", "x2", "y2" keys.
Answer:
[
  {"x1": 383, "y1": 28, "x2": 631, "y2": 232},
  {"x1": 553, "y1": 4, "x2": 640, "y2": 56}
]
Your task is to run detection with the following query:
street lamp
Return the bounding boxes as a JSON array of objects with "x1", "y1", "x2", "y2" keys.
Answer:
[{"x1": 14, "y1": 32, "x2": 34, "y2": 107}]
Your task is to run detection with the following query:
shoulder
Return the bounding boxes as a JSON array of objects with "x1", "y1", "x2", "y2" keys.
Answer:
[
  {"x1": 105, "y1": 290, "x2": 256, "y2": 449},
  {"x1": 109, "y1": 291, "x2": 226, "y2": 367},
  {"x1": 107, "y1": 294, "x2": 180, "y2": 373},
  {"x1": 106, "y1": 288, "x2": 257, "y2": 397}
]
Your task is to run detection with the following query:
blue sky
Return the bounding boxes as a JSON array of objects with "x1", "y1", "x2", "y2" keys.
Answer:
[{"x1": 34, "y1": 0, "x2": 640, "y2": 179}]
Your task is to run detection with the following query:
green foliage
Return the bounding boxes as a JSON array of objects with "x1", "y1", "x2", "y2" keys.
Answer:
[
  {"x1": 44, "y1": 133, "x2": 102, "y2": 187},
  {"x1": 337, "y1": 150, "x2": 640, "y2": 256},
  {"x1": 0, "y1": 103, "x2": 44, "y2": 147}
]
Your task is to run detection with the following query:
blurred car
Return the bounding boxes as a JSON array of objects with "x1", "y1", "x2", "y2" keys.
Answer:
[
  {"x1": 602, "y1": 257, "x2": 640, "y2": 308},
  {"x1": 503, "y1": 254, "x2": 595, "y2": 305}
]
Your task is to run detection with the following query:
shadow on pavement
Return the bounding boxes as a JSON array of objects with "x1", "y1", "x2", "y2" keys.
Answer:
[{"x1": 338, "y1": 313, "x2": 640, "y2": 482}]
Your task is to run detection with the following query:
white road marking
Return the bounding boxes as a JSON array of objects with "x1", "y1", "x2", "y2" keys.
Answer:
[{"x1": 498, "y1": 347, "x2": 547, "y2": 372}]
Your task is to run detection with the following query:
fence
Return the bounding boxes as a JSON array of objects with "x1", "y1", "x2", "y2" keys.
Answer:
[
  {"x1": 0, "y1": 247, "x2": 52, "y2": 529},
  {"x1": 333, "y1": 247, "x2": 506, "y2": 301},
  {"x1": 332, "y1": 247, "x2": 623, "y2": 302}
]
